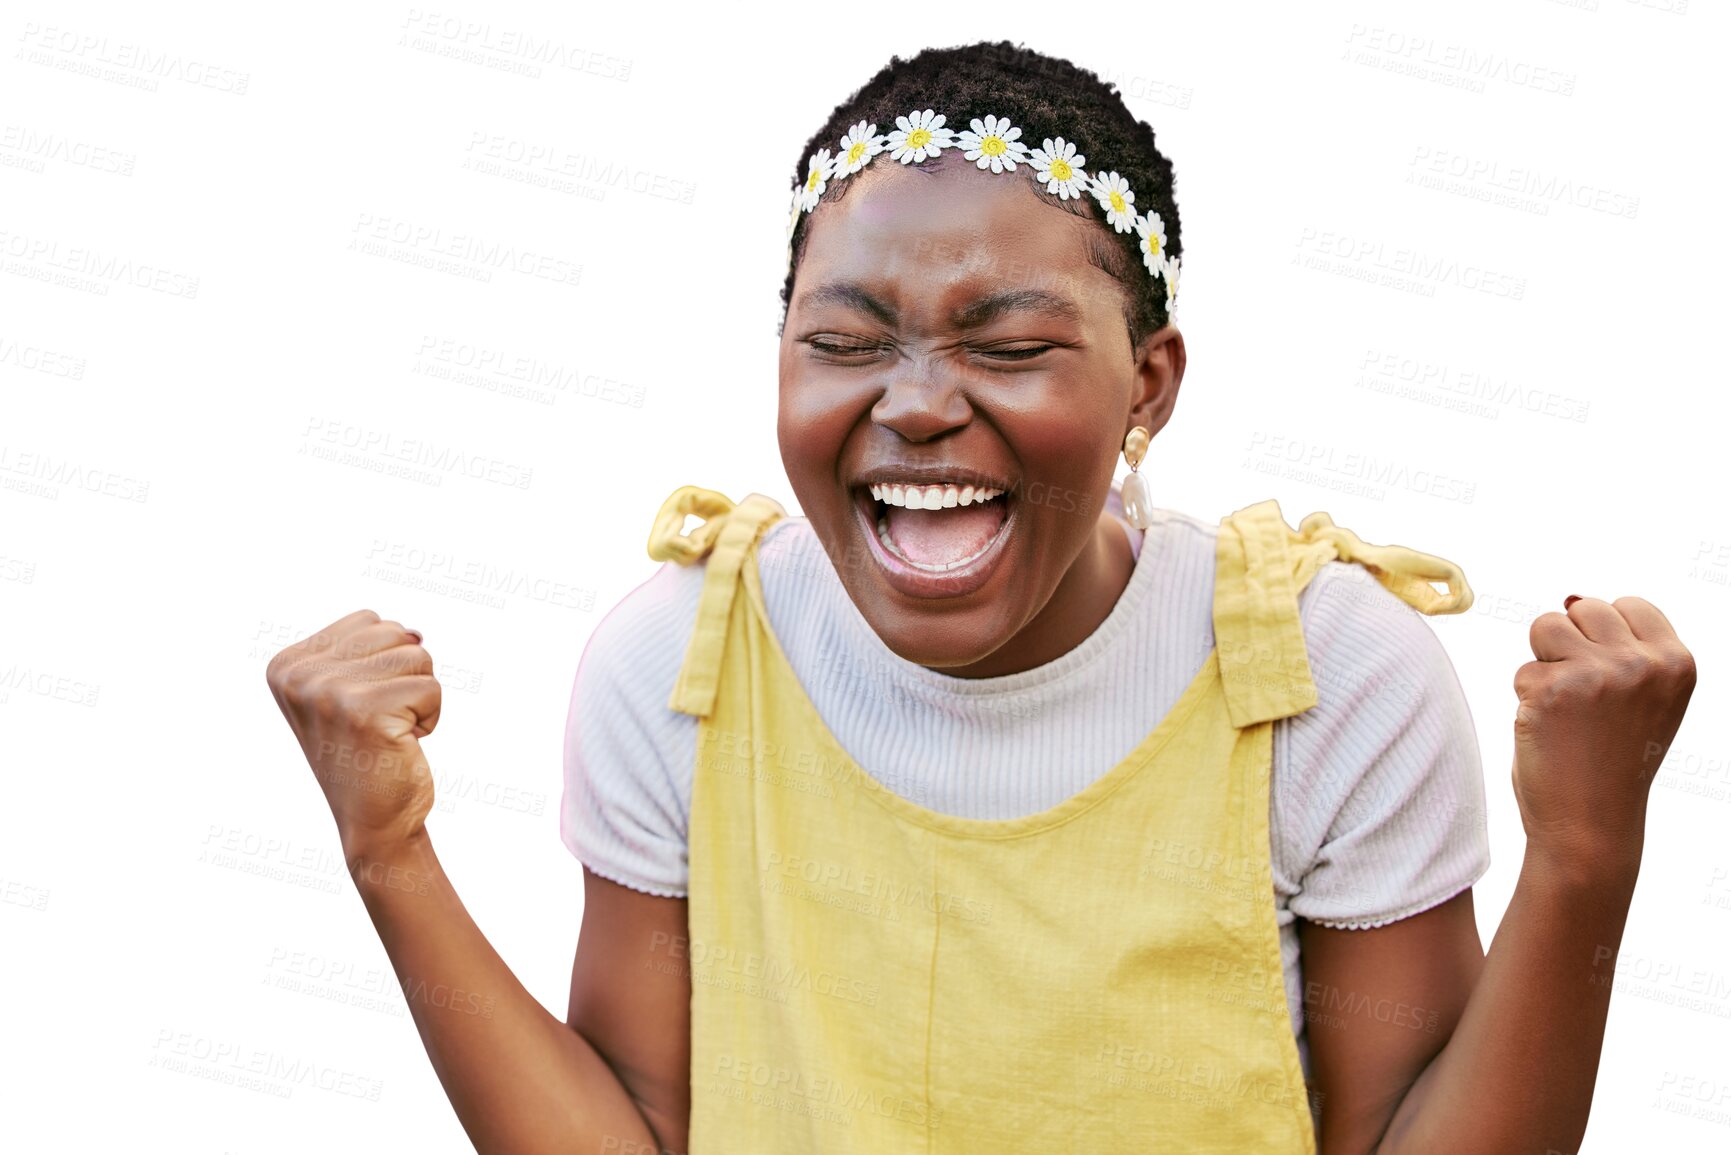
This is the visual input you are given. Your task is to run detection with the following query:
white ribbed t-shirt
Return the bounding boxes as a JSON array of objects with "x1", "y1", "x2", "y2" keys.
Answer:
[{"x1": 560, "y1": 501, "x2": 1492, "y2": 1079}]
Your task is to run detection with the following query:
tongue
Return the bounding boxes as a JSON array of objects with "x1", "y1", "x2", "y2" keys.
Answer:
[{"x1": 884, "y1": 501, "x2": 1005, "y2": 566}]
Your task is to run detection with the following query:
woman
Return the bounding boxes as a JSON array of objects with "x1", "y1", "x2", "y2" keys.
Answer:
[{"x1": 266, "y1": 40, "x2": 1696, "y2": 1155}]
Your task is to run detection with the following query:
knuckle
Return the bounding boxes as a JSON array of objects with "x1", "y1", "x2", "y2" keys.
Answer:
[
  {"x1": 354, "y1": 707, "x2": 393, "y2": 740},
  {"x1": 1521, "y1": 671, "x2": 1561, "y2": 709},
  {"x1": 1612, "y1": 648, "x2": 1652, "y2": 682},
  {"x1": 1533, "y1": 611, "x2": 1565, "y2": 631},
  {"x1": 1559, "y1": 663, "x2": 1607, "y2": 700},
  {"x1": 323, "y1": 677, "x2": 368, "y2": 720},
  {"x1": 276, "y1": 658, "x2": 317, "y2": 700},
  {"x1": 1665, "y1": 645, "x2": 1698, "y2": 685},
  {"x1": 1531, "y1": 610, "x2": 1570, "y2": 637}
]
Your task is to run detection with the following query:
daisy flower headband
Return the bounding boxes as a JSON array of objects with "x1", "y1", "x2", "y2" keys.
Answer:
[{"x1": 786, "y1": 109, "x2": 1180, "y2": 318}]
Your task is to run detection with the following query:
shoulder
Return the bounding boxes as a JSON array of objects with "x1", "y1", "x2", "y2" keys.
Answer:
[
  {"x1": 1150, "y1": 505, "x2": 1222, "y2": 551},
  {"x1": 574, "y1": 554, "x2": 709, "y2": 709},
  {"x1": 560, "y1": 558, "x2": 706, "y2": 897},
  {"x1": 1276, "y1": 559, "x2": 1490, "y2": 928},
  {"x1": 579, "y1": 554, "x2": 707, "y2": 680},
  {"x1": 573, "y1": 514, "x2": 824, "y2": 709},
  {"x1": 565, "y1": 556, "x2": 706, "y2": 773},
  {"x1": 1296, "y1": 559, "x2": 1464, "y2": 718}
]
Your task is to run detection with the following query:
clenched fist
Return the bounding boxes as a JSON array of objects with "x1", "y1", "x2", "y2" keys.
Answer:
[
  {"x1": 1513, "y1": 595, "x2": 1697, "y2": 873},
  {"x1": 265, "y1": 610, "x2": 441, "y2": 857}
]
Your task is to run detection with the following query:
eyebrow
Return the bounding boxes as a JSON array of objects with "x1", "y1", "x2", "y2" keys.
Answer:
[
  {"x1": 950, "y1": 287, "x2": 1083, "y2": 328},
  {"x1": 797, "y1": 281, "x2": 899, "y2": 325},
  {"x1": 797, "y1": 281, "x2": 1083, "y2": 328}
]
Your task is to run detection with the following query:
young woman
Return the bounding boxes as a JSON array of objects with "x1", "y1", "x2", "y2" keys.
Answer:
[{"x1": 266, "y1": 41, "x2": 1696, "y2": 1155}]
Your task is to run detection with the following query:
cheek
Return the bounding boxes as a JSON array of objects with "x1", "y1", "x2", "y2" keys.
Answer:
[
  {"x1": 1003, "y1": 408, "x2": 1118, "y2": 510},
  {"x1": 777, "y1": 379, "x2": 864, "y2": 487}
]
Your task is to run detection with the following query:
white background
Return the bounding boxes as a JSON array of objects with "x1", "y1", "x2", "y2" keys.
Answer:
[{"x1": 3, "y1": 0, "x2": 1727, "y2": 1150}]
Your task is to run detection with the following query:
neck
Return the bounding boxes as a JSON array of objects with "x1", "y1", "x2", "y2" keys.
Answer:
[{"x1": 933, "y1": 513, "x2": 1137, "y2": 678}]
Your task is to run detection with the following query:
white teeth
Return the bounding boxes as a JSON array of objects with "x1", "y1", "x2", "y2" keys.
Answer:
[{"x1": 869, "y1": 482, "x2": 1005, "y2": 508}]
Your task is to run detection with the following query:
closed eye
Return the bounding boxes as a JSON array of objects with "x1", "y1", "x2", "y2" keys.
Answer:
[
  {"x1": 806, "y1": 338, "x2": 886, "y2": 358},
  {"x1": 976, "y1": 345, "x2": 1055, "y2": 361},
  {"x1": 803, "y1": 338, "x2": 1058, "y2": 362}
]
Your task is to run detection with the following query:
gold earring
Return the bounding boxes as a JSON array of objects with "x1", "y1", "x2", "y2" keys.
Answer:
[{"x1": 1120, "y1": 426, "x2": 1154, "y2": 530}]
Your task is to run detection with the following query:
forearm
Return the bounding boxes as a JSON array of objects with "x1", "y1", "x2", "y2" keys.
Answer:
[
  {"x1": 347, "y1": 830, "x2": 662, "y2": 1155},
  {"x1": 1373, "y1": 842, "x2": 1641, "y2": 1155}
]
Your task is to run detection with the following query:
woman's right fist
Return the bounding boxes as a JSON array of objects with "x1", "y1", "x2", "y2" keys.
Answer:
[{"x1": 265, "y1": 609, "x2": 441, "y2": 856}]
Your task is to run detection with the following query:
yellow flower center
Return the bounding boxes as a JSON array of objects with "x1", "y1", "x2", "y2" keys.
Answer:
[
  {"x1": 982, "y1": 135, "x2": 1006, "y2": 157},
  {"x1": 1050, "y1": 158, "x2": 1073, "y2": 181},
  {"x1": 1109, "y1": 190, "x2": 1126, "y2": 213},
  {"x1": 806, "y1": 168, "x2": 821, "y2": 192},
  {"x1": 848, "y1": 141, "x2": 867, "y2": 165},
  {"x1": 907, "y1": 127, "x2": 932, "y2": 150}
]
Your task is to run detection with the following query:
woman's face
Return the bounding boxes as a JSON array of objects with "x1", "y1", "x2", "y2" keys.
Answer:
[{"x1": 778, "y1": 158, "x2": 1183, "y2": 673}]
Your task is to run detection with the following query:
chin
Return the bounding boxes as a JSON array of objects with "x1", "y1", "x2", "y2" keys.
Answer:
[{"x1": 857, "y1": 599, "x2": 1019, "y2": 671}]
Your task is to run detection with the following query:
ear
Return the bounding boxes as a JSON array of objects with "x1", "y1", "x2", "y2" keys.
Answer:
[{"x1": 1127, "y1": 324, "x2": 1186, "y2": 439}]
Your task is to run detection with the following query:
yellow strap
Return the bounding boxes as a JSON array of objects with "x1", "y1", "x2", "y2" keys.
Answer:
[
  {"x1": 1215, "y1": 499, "x2": 1473, "y2": 728},
  {"x1": 1296, "y1": 511, "x2": 1473, "y2": 616},
  {"x1": 646, "y1": 485, "x2": 788, "y2": 717}
]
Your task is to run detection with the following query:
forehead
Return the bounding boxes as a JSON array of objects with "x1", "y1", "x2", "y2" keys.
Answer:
[{"x1": 793, "y1": 160, "x2": 1118, "y2": 320}]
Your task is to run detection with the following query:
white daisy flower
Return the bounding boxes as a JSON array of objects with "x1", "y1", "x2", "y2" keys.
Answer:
[
  {"x1": 1160, "y1": 253, "x2": 1181, "y2": 316},
  {"x1": 833, "y1": 120, "x2": 887, "y2": 179},
  {"x1": 1028, "y1": 137, "x2": 1088, "y2": 200},
  {"x1": 799, "y1": 148, "x2": 833, "y2": 212},
  {"x1": 1089, "y1": 170, "x2": 1137, "y2": 233},
  {"x1": 886, "y1": 109, "x2": 955, "y2": 164},
  {"x1": 1134, "y1": 211, "x2": 1168, "y2": 276},
  {"x1": 957, "y1": 114, "x2": 1030, "y2": 174}
]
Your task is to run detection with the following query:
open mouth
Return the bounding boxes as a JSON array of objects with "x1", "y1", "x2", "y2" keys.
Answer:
[{"x1": 851, "y1": 484, "x2": 1010, "y2": 578}]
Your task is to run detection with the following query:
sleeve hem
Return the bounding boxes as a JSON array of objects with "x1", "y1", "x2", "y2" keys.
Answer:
[
  {"x1": 576, "y1": 857, "x2": 688, "y2": 900},
  {"x1": 1296, "y1": 863, "x2": 1488, "y2": 931}
]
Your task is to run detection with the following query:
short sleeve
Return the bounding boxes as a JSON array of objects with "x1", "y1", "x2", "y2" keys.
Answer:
[
  {"x1": 1275, "y1": 560, "x2": 1492, "y2": 930},
  {"x1": 559, "y1": 560, "x2": 704, "y2": 898}
]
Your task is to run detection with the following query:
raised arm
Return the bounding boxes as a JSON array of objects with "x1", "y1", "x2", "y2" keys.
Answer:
[
  {"x1": 266, "y1": 609, "x2": 665, "y2": 1155},
  {"x1": 1304, "y1": 595, "x2": 1697, "y2": 1154}
]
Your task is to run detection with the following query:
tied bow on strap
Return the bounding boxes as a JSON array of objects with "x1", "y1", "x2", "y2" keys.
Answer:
[
  {"x1": 644, "y1": 485, "x2": 789, "y2": 717},
  {"x1": 1296, "y1": 512, "x2": 1474, "y2": 615},
  {"x1": 1215, "y1": 499, "x2": 1474, "y2": 728},
  {"x1": 647, "y1": 485, "x2": 743, "y2": 565}
]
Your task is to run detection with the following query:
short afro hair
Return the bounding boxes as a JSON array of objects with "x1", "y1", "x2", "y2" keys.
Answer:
[{"x1": 779, "y1": 39, "x2": 1182, "y2": 349}]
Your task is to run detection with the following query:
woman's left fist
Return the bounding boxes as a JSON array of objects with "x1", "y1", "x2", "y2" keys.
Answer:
[{"x1": 1512, "y1": 596, "x2": 1696, "y2": 870}]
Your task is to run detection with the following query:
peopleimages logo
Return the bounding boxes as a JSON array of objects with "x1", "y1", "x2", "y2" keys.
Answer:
[
  {"x1": 1342, "y1": 24, "x2": 1576, "y2": 96},
  {"x1": 1294, "y1": 228, "x2": 1527, "y2": 300}
]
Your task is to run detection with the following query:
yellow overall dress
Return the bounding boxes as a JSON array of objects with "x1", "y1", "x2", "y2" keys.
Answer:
[{"x1": 646, "y1": 486, "x2": 1472, "y2": 1153}]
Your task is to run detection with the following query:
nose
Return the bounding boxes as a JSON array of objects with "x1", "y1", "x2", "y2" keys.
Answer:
[{"x1": 870, "y1": 361, "x2": 972, "y2": 442}]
